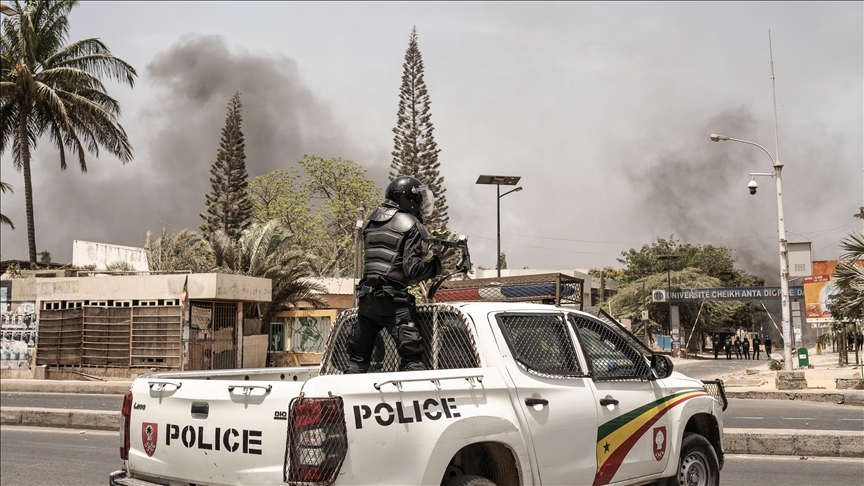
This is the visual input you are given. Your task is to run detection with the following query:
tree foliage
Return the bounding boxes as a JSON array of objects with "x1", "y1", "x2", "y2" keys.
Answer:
[
  {"x1": 611, "y1": 237, "x2": 763, "y2": 344},
  {"x1": 617, "y1": 236, "x2": 762, "y2": 288},
  {"x1": 1, "y1": 0, "x2": 136, "y2": 262},
  {"x1": 0, "y1": 181, "x2": 14, "y2": 229},
  {"x1": 390, "y1": 27, "x2": 448, "y2": 237},
  {"x1": 248, "y1": 156, "x2": 381, "y2": 277},
  {"x1": 200, "y1": 91, "x2": 252, "y2": 240},
  {"x1": 607, "y1": 268, "x2": 749, "y2": 345},
  {"x1": 832, "y1": 230, "x2": 864, "y2": 320},
  {"x1": 209, "y1": 221, "x2": 326, "y2": 325},
  {"x1": 144, "y1": 228, "x2": 214, "y2": 274}
]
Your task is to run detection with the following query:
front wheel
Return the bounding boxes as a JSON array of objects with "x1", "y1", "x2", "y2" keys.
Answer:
[{"x1": 662, "y1": 432, "x2": 719, "y2": 486}]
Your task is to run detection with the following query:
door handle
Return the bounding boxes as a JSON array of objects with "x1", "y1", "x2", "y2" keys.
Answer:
[
  {"x1": 525, "y1": 398, "x2": 549, "y2": 407},
  {"x1": 599, "y1": 398, "x2": 619, "y2": 406}
]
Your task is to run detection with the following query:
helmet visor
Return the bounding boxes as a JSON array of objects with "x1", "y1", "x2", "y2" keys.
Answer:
[{"x1": 415, "y1": 185, "x2": 435, "y2": 217}]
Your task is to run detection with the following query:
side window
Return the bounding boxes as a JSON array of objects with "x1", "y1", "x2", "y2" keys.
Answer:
[
  {"x1": 569, "y1": 315, "x2": 651, "y2": 380},
  {"x1": 497, "y1": 313, "x2": 583, "y2": 377}
]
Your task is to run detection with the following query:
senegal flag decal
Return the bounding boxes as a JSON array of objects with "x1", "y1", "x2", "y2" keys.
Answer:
[{"x1": 593, "y1": 389, "x2": 707, "y2": 485}]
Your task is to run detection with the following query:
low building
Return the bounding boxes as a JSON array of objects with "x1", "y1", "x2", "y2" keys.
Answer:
[{"x1": 0, "y1": 272, "x2": 271, "y2": 380}]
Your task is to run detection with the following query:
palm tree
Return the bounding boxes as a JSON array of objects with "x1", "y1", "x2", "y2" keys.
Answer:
[
  {"x1": 833, "y1": 231, "x2": 864, "y2": 319},
  {"x1": 1, "y1": 0, "x2": 136, "y2": 262},
  {"x1": 209, "y1": 221, "x2": 327, "y2": 327},
  {"x1": 144, "y1": 228, "x2": 214, "y2": 274},
  {"x1": 0, "y1": 181, "x2": 14, "y2": 229}
]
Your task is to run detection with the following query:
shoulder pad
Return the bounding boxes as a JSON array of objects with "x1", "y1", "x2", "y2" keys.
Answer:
[
  {"x1": 390, "y1": 212, "x2": 419, "y2": 232},
  {"x1": 368, "y1": 206, "x2": 399, "y2": 222}
]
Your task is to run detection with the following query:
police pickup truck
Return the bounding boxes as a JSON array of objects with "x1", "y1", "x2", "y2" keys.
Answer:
[{"x1": 110, "y1": 302, "x2": 727, "y2": 486}]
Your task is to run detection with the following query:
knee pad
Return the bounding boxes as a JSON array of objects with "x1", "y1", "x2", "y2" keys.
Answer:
[{"x1": 396, "y1": 324, "x2": 423, "y2": 358}]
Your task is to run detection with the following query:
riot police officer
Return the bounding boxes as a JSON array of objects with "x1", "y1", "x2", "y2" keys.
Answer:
[
  {"x1": 724, "y1": 336, "x2": 732, "y2": 360},
  {"x1": 712, "y1": 335, "x2": 720, "y2": 359},
  {"x1": 764, "y1": 336, "x2": 773, "y2": 356},
  {"x1": 345, "y1": 176, "x2": 454, "y2": 374},
  {"x1": 734, "y1": 337, "x2": 742, "y2": 359},
  {"x1": 752, "y1": 334, "x2": 762, "y2": 360}
]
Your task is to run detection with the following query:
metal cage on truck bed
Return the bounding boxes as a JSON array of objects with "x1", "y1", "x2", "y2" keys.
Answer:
[{"x1": 433, "y1": 273, "x2": 584, "y2": 308}]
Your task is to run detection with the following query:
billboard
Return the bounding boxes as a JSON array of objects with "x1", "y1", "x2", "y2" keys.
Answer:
[{"x1": 804, "y1": 260, "x2": 839, "y2": 324}]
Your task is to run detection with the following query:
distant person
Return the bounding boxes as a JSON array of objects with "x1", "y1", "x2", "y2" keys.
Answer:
[
  {"x1": 713, "y1": 335, "x2": 720, "y2": 359},
  {"x1": 857, "y1": 331, "x2": 863, "y2": 352},
  {"x1": 742, "y1": 337, "x2": 751, "y2": 359},
  {"x1": 765, "y1": 336, "x2": 773, "y2": 356},
  {"x1": 725, "y1": 336, "x2": 732, "y2": 360},
  {"x1": 734, "y1": 337, "x2": 742, "y2": 359},
  {"x1": 752, "y1": 335, "x2": 762, "y2": 360}
]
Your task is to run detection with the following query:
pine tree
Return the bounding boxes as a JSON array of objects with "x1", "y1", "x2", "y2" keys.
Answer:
[
  {"x1": 391, "y1": 27, "x2": 449, "y2": 237},
  {"x1": 200, "y1": 92, "x2": 253, "y2": 241}
]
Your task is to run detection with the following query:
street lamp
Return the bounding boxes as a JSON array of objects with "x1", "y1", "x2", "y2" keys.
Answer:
[
  {"x1": 711, "y1": 133, "x2": 793, "y2": 371},
  {"x1": 476, "y1": 175, "x2": 522, "y2": 277}
]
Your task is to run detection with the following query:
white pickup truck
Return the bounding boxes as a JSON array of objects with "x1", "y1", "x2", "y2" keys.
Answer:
[{"x1": 110, "y1": 302, "x2": 727, "y2": 486}]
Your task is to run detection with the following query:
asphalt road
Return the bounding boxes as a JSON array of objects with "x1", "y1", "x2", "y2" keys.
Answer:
[
  {"x1": 725, "y1": 398, "x2": 864, "y2": 431},
  {"x1": 0, "y1": 426, "x2": 120, "y2": 486},
  {"x1": 2, "y1": 426, "x2": 862, "y2": 486}
]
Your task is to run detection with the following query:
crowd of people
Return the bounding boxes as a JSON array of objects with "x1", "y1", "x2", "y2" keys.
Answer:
[{"x1": 711, "y1": 334, "x2": 771, "y2": 360}]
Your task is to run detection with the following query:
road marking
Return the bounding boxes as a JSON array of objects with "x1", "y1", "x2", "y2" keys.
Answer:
[
  {"x1": 735, "y1": 417, "x2": 763, "y2": 419},
  {"x1": 839, "y1": 419, "x2": 863, "y2": 421},
  {"x1": 782, "y1": 417, "x2": 815, "y2": 420}
]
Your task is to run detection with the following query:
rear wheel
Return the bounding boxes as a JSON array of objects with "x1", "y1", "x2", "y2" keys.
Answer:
[
  {"x1": 663, "y1": 432, "x2": 719, "y2": 486},
  {"x1": 442, "y1": 475, "x2": 497, "y2": 486}
]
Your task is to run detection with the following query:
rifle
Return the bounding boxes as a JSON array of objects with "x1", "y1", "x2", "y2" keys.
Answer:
[{"x1": 427, "y1": 235, "x2": 472, "y2": 301}]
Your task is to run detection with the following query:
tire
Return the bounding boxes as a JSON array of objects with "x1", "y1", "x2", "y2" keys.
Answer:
[
  {"x1": 442, "y1": 475, "x2": 497, "y2": 486},
  {"x1": 662, "y1": 432, "x2": 719, "y2": 486}
]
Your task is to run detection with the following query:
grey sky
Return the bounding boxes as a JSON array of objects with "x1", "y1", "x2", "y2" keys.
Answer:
[{"x1": 1, "y1": 1, "x2": 861, "y2": 282}]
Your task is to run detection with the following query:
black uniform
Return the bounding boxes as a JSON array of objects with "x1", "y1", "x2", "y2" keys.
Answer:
[
  {"x1": 345, "y1": 201, "x2": 443, "y2": 374},
  {"x1": 764, "y1": 337, "x2": 772, "y2": 356},
  {"x1": 742, "y1": 338, "x2": 750, "y2": 359},
  {"x1": 734, "y1": 338, "x2": 742, "y2": 359},
  {"x1": 752, "y1": 336, "x2": 762, "y2": 359},
  {"x1": 712, "y1": 336, "x2": 720, "y2": 359},
  {"x1": 725, "y1": 337, "x2": 732, "y2": 360}
]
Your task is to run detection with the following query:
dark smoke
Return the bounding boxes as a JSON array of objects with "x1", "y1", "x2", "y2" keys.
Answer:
[
  {"x1": 627, "y1": 107, "x2": 855, "y2": 284},
  {"x1": 0, "y1": 34, "x2": 390, "y2": 263},
  {"x1": 142, "y1": 34, "x2": 387, "y2": 213}
]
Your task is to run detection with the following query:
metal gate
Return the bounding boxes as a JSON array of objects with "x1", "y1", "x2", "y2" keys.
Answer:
[{"x1": 188, "y1": 301, "x2": 237, "y2": 370}]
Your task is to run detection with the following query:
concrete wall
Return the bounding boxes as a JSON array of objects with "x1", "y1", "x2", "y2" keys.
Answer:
[
  {"x1": 72, "y1": 240, "x2": 148, "y2": 271},
  {"x1": 9, "y1": 273, "x2": 271, "y2": 304}
]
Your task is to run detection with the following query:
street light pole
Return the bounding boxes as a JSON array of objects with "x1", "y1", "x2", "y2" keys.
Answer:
[
  {"x1": 709, "y1": 133, "x2": 793, "y2": 370},
  {"x1": 476, "y1": 175, "x2": 522, "y2": 277}
]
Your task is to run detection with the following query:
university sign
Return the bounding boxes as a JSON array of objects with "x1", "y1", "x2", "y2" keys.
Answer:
[{"x1": 652, "y1": 286, "x2": 805, "y2": 303}]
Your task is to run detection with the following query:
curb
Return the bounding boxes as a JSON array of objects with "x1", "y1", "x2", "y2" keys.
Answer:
[
  {"x1": 0, "y1": 380, "x2": 131, "y2": 395},
  {"x1": 1, "y1": 407, "x2": 120, "y2": 431},
  {"x1": 723, "y1": 428, "x2": 864, "y2": 458},
  {"x1": 726, "y1": 390, "x2": 864, "y2": 406}
]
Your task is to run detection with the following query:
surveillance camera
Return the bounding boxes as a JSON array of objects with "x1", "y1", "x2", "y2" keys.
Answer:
[{"x1": 748, "y1": 179, "x2": 758, "y2": 195}]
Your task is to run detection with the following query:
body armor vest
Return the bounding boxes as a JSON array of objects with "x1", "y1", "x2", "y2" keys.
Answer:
[{"x1": 362, "y1": 206, "x2": 427, "y2": 288}]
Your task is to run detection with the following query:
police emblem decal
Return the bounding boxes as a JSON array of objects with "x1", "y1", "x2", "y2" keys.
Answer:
[
  {"x1": 142, "y1": 423, "x2": 158, "y2": 457},
  {"x1": 653, "y1": 426, "x2": 666, "y2": 461}
]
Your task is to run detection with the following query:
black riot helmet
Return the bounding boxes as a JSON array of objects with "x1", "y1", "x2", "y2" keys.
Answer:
[{"x1": 385, "y1": 176, "x2": 435, "y2": 217}]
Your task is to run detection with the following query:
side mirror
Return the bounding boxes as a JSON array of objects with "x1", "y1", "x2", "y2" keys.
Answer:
[{"x1": 650, "y1": 354, "x2": 674, "y2": 379}]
